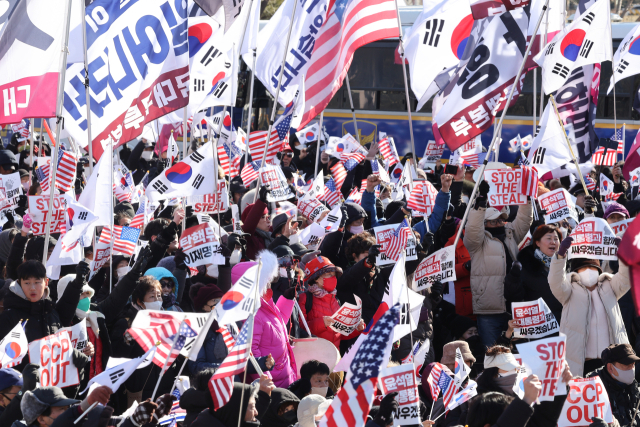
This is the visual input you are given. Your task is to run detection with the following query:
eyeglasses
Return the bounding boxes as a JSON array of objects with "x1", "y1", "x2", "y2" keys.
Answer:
[
  {"x1": 284, "y1": 152, "x2": 294, "y2": 157},
  {"x1": 486, "y1": 218, "x2": 505, "y2": 227}
]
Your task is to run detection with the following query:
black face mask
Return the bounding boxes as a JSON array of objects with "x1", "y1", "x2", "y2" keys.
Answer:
[
  {"x1": 281, "y1": 410, "x2": 297, "y2": 424},
  {"x1": 162, "y1": 293, "x2": 176, "y2": 308},
  {"x1": 487, "y1": 226, "x2": 506, "y2": 239},
  {"x1": 242, "y1": 420, "x2": 261, "y2": 427}
]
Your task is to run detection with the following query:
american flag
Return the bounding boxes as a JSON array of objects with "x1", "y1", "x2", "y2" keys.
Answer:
[
  {"x1": 130, "y1": 201, "x2": 147, "y2": 229},
  {"x1": 592, "y1": 138, "x2": 620, "y2": 167},
  {"x1": 11, "y1": 119, "x2": 30, "y2": 138},
  {"x1": 346, "y1": 185, "x2": 363, "y2": 204},
  {"x1": 217, "y1": 326, "x2": 237, "y2": 350},
  {"x1": 209, "y1": 314, "x2": 254, "y2": 410},
  {"x1": 36, "y1": 163, "x2": 50, "y2": 193},
  {"x1": 520, "y1": 166, "x2": 538, "y2": 198},
  {"x1": 612, "y1": 125, "x2": 625, "y2": 158},
  {"x1": 127, "y1": 314, "x2": 181, "y2": 369},
  {"x1": 331, "y1": 162, "x2": 347, "y2": 190},
  {"x1": 248, "y1": 130, "x2": 282, "y2": 165},
  {"x1": 385, "y1": 218, "x2": 411, "y2": 262},
  {"x1": 605, "y1": 192, "x2": 622, "y2": 202},
  {"x1": 299, "y1": 0, "x2": 399, "y2": 127},
  {"x1": 370, "y1": 159, "x2": 379, "y2": 174},
  {"x1": 53, "y1": 147, "x2": 78, "y2": 193},
  {"x1": 240, "y1": 160, "x2": 262, "y2": 187},
  {"x1": 459, "y1": 153, "x2": 483, "y2": 167},
  {"x1": 275, "y1": 101, "x2": 295, "y2": 143},
  {"x1": 98, "y1": 225, "x2": 141, "y2": 256},
  {"x1": 163, "y1": 321, "x2": 198, "y2": 372},
  {"x1": 438, "y1": 372, "x2": 458, "y2": 409},
  {"x1": 407, "y1": 182, "x2": 431, "y2": 214},
  {"x1": 585, "y1": 175, "x2": 596, "y2": 191},
  {"x1": 378, "y1": 137, "x2": 400, "y2": 165},
  {"x1": 218, "y1": 139, "x2": 243, "y2": 179},
  {"x1": 321, "y1": 177, "x2": 342, "y2": 207},
  {"x1": 341, "y1": 152, "x2": 365, "y2": 171},
  {"x1": 319, "y1": 305, "x2": 401, "y2": 427},
  {"x1": 426, "y1": 363, "x2": 444, "y2": 400}
]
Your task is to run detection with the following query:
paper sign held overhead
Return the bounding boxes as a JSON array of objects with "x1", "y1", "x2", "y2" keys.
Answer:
[
  {"x1": 567, "y1": 218, "x2": 618, "y2": 261},
  {"x1": 412, "y1": 247, "x2": 456, "y2": 291},
  {"x1": 511, "y1": 298, "x2": 559, "y2": 339},
  {"x1": 483, "y1": 169, "x2": 529, "y2": 206},
  {"x1": 537, "y1": 188, "x2": 578, "y2": 224}
]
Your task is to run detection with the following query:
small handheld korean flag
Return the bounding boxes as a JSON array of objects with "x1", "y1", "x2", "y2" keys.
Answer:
[
  {"x1": 81, "y1": 347, "x2": 156, "y2": 394},
  {"x1": 0, "y1": 322, "x2": 28, "y2": 368},
  {"x1": 453, "y1": 347, "x2": 471, "y2": 389},
  {"x1": 215, "y1": 264, "x2": 261, "y2": 325}
]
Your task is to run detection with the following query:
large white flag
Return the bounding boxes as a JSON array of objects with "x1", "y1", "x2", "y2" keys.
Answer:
[
  {"x1": 215, "y1": 265, "x2": 261, "y2": 325},
  {"x1": 527, "y1": 101, "x2": 574, "y2": 176},
  {"x1": 245, "y1": 0, "x2": 329, "y2": 107},
  {"x1": 82, "y1": 347, "x2": 155, "y2": 394},
  {"x1": 534, "y1": 0, "x2": 612, "y2": 95},
  {"x1": 61, "y1": 197, "x2": 99, "y2": 248},
  {"x1": 609, "y1": 23, "x2": 640, "y2": 93},
  {"x1": 77, "y1": 152, "x2": 113, "y2": 227},
  {"x1": 0, "y1": 322, "x2": 28, "y2": 368}
]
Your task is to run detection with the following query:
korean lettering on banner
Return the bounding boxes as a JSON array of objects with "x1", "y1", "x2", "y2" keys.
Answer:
[
  {"x1": 374, "y1": 224, "x2": 418, "y2": 267},
  {"x1": 89, "y1": 242, "x2": 111, "y2": 280},
  {"x1": 557, "y1": 377, "x2": 613, "y2": 427},
  {"x1": 483, "y1": 169, "x2": 528, "y2": 206},
  {"x1": 180, "y1": 223, "x2": 225, "y2": 267},
  {"x1": 298, "y1": 198, "x2": 327, "y2": 223},
  {"x1": 188, "y1": 181, "x2": 229, "y2": 213},
  {"x1": 422, "y1": 140, "x2": 444, "y2": 165},
  {"x1": 538, "y1": 189, "x2": 579, "y2": 224},
  {"x1": 378, "y1": 364, "x2": 421, "y2": 425},
  {"x1": 28, "y1": 330, "x2": 79, "y2": 388},
  {"x1": 62, "y1": 0, "x2": 189, "y2": 158},
  {"x1": 329, "y1": 295, "x2": 362, "y2": 336},
  {"x1": 511, "y1": 298, "x2": 559, "y2": 339},
  {"x1": 516, "y1": 335, "x2": 567, "y2": 401},
  {"x1": 260, "y1": 165, "x2": 294, "y2": 202},
  {"x1": 412, "y1": 247, "x2": 456, "y2": 291},
  {"x1": 60, "y1": 319, "x2": 88, "y2": 352},
  {"x1": 567, "y1": 218, "x2": 618, "y2": 261},
  {"x1": 610, "y1": 218, "x2": 633, "y2": 236},
  {"x1": 231, "y1": 204, "x2": 242, "y2": 234}
]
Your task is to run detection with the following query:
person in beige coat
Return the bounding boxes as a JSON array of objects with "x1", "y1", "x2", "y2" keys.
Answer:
[
  {"x1": 549, "y1": 236, "x2": 630, "y2": 377},
  {"x1": 464, "y1": 180, "x2": 533, "y2": 348}
]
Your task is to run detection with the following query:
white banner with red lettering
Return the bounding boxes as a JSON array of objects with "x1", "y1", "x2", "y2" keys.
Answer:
[
  {"x1": 298, "y1": 198, "x2": 328, "y2": 223},
  {"x1": 537, "y1": 188, "x2": 579, "y2": 224},
  {"x1": 567, "y1": 218, "x2": 618, "y2": 261},
  {"x1": 557, "y1": 377, "x2": 613, "y2": 426},
  {"x1": 59, "y1": 319, "x2": 88, "y2": 352},
  {"x1": 179, "y1": 224, "x2": 224, "y2": 267},
  {"x1": 329, "y1": 295, "x2": 362, "y2": 336},
  {"x1": 374, "y1": 224, "x2": 418, "y2": 267},
  {"x1": 412, "y1": 247, "x2": 456, "y2": 291},
  {"x1": 28, "y1": 330, "x2": 78, "y2": 388},
  {"x1": 516, "y1": 335, "x2": 567, "y2": 401},
  {"x1": 260, "y1": 165, "x2": 295, "y2": 202},
  {"x1": 422, "y1": 140, "x2": 444, "y2": 166},
  {"x1": 28, "y1": 193, "x2": 66, "y2": 235},
  {"x1": 484, "y1": 169, "x2": 528, "y2": 206},
  {"x1": 511, "y1": 298, "x2": 559, "y2": 339},
  {"x1": 188, "y1": 182, "x2": 229, "y2": 213},
  {"x1": 610, "y1": 218, "x2": 633, "y2": 236},
  {"x1": 379, "y1": 364, "x2": 421, "y2": 425}
]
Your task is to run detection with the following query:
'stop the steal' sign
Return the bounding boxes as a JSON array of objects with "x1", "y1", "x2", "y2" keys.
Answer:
[
  {"x1": 516, "y1": 335, "x2": 567, "y2": 401},
  {"x1": 179, "y1": 223, "x2": 224, "y2": 267},
  {"x1": 567, "y1": 218, "x2": 618, "y2": 261},
  {"x1": 483, "y1": 169, "x2": 528, "y2": 206}
]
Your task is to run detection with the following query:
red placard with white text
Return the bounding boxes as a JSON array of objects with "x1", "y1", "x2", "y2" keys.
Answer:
[
  {"x1": 422, "y1": 140, "x2": 444, "y2": 165},
  {"x1": 329, "y1": 295, "x2": 362, "y2": 336},
  {"x1": 537, "y1": 188, "x2": 578, "y2": 224},
  {"x1": 412, "y1": 247, "x2": 456, "y2": 291}
]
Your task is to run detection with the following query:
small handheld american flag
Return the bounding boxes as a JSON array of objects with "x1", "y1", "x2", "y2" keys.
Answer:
[
  {"x1": 519, "y1": 166, "x2": 538, "y2": 198},
  {"x1": 426, "y1": 362, "x2": 444, "y2": 400},
  {"x1": 331, "y1": 162, "x2": 347, "y2": 190},
  {"x1": 385, "y1": 218, "x2": 411, "y2": 262},
  {"x1": 240, "y1": 161, "x2": 261, "y2": 187}
]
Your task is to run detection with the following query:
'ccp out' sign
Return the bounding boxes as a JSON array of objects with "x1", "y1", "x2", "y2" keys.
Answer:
[
  {"x1": 558, "y1": 377, "x2": 612, "y2": 426},
  {"x1": 28, "y1": 330, "x2": 79, "y2": 388}
]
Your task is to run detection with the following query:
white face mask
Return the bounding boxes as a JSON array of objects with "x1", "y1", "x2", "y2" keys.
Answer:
[
  {"x1": 558, "y1": 227, "x2": 568, "y2": 240},
  {"x1": 144, "y1": 300, "x2": 163, "y2": 311},
  {"x1": 24, "y1": 155, "x2": 32, "y2": 166},
  {"x1": 578, "y1": 268, "x2": 599, "y2": 287},
  {"x1": 311, "y1": 386, "x2": 328, "y2": 397},
  {"x1": 116, "y1": 266, "x2": 130, "y2": 278},
  {"x1": 21, "y1": 181, "x2": 29, "y2": 192},
  {"x1": 141, "y1": 150, "x2": 153, "y2": 161},
  {"x1": 349, "y1": 224, "x2": 364, "y2": 235},
  {"x1": 230, "y1": 249, "x2": 242, "y2": 265},
  {"x1": 462, "y1": 195, "x2": 470, "y2": 204},
  {"x1": 612, "y1": 365, "x2": 636, "y2": 385},
  {"x1": 207, "y1": 264, "x2": 219, "y2": 278},
  {"x1": 381, "y1": 198, "x2": 390, "y2": 209}
]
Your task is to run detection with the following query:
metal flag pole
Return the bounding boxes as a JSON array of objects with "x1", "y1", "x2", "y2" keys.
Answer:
[
  {"x1": 244, "y1": 47, "x2": 257, "y2": 167},
  {"x1": 152, "y1": 318, "x2": 187, "y2": 401},
  {"x1": 43, "y1": 0, "x2": 74, "y2": 263},
  {"x1": 450, "y1": 0, "x2": 551, "y2": 252},
  {"x1": 252, "y1": 0, "x2": 301, "y2": 203},
  {"x1": 314, "y1": 112, "x2": 324, "y2": 178},
  {"x1": 109, "y1": 138, "x2": 115, "y2": 293},
  {"x1": 538, "y1": 13, "x2": 549, "y2": 130},
  {"x1": 344, "y1": 76, "x2": 361, "y2": 144},
  {"x1": 81, "y1": 0, "x2": 93, "y2": 174},
  {"x1": 29, "y1": 118, "x2": 35, "y2": 183},
  {"x1": 392, "y1": 0, "x2": 417, "y2": 165}
]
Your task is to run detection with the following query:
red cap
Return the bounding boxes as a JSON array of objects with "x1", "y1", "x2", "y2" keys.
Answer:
[{"x1": 303, "y1": 255, "x2": 338, "y2": 283}]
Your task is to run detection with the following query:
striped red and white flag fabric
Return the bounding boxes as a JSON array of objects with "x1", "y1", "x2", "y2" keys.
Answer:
[
  {"x1": 321, "y1": 177, "x2": 342, "y2": 208},
  {"x1": 127, "y1": 314, "x2": 181, "y2": 369},
  {"x1": 240, "y1": 161, "x2": 262, "y2": 187},
  {"x1": 54, "y1": 148, "x2": 78, "y2": 193},
  {"x1": 605, "y1": 192, "x2": 622, "y2": 202},
  {"x1": 341, "y1": 152, "x2": 365, "y2": 171},
  {"x1": 426, "y1": 363, "x2": 444, "y2": 400},
  {"x1": 407, "y1": 182, "x2": 433, "y2": 214},
  {"x1": 217, "y1": 326, "x2": 237, "y2": 350},
  {"x1": 519, "y1": 166, "x2": 538, "y2": 198},
  {"x1": 299, "y1": 0, "x2": 399, "y2": 127},
  {"x1": 592, "y1": 147, "x2": 618, "y2": 167},
  {"x1": 319, "y1": 305, "x2": 401, "y2": 427},
  {"x1": 248, "y1": 130, "x2": 282, "y2": 165},
  {"x1": 585, "y1": 176, "x2": 596, "y2": 191},
  {"x1": 378, "y1": 137, "x2": 400, "y2": 165},
  {"x1": 438, "y1": 372, "x2": 458, "y2": 409},
  {"x1": 36, "y1": 162, "x2": 50, "y2": 193},
  {"x1": 209, "y1": 314, "x2": 254, "y2": 409},
  {"x1": 385, "y1": 219, "x2": 411, "y2": 262},
  {"x1": 346, "y1": 186, "x2": 362, "y2": 204},
  {"x1": 98, "y1": 225, "x2": 141, "y2": 256},
  {"x1": 459, "y1": 153, "x2": 482, "y2": 167},
  {"x1": 331, "y1": 162, "x2": 347, "y2": 190}
]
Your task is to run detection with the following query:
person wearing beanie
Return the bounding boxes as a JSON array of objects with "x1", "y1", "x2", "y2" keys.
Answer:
[
  {"x1": 441, "y1": 341, "x2": 476, "y2": 372},
  {"x1": 450, "y1": 316, "x2": 477, "y2": 341},
  {"x1": 114, "y1": 201, "x2": 135, "y2": 225},
  {"x1": 604, "y1": 202, "x2": 630, "y2": 227},
  {"x1": 550, "y1": 235, "x2": 631, "y2": 377}
]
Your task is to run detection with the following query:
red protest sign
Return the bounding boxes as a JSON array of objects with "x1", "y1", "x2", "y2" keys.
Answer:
[
  {"x1": 516, "y1": 335, "x2": 567, "y2": 401},
  {"x1": 422, "y1": 140, "x2": 444, "y2": 164},
  {"x1": 511, "y1": 298, "x2": 559, "y2": 338},
  {"x1": 379, "y1": 364, "x2": 420, "y2": 425},
  {"x1": 537, "y1": 189, "x2": 578, "y2": 224},
  {"x1": 558, "y1": 377, "x2": 613, "y2": 426},
  {"x1": 412, "y1": 247, "x2": 456, "y2": 291},
  {"x1": 180, "y1": 223, "x2": 224, "y2": 267}
]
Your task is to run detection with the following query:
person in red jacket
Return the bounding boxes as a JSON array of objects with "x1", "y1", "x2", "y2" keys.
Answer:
[
  {"x1": 299, "y1": 256, "x2": 365, "y2": 349},
  {"x1": 445, "y1": 222, "x2": 474, "y2": 318}
]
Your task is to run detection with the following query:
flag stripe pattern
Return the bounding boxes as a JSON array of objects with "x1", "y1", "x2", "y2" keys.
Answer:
[
  {"x1": 385, "y1": 218, "x2": 411, "y2": 262},
  {"x1": 248, "y1": 130, "x2": 282, "y2": 165},
  {"x1": 341, "y1": 152, "x2": 366, "y2": 171},
  {"x1": 440, "y1": 373, "x2": 458, "y2": 409},
  {"x1": 300, "y1": 0, "x2": 399, "y2": 126},
  {"x1": 585, "y1": 175, "x2": 596, "y2": 191},
  {"x1": 426, "y1": 362, "x2": 444, "y2": 400},
  {"x1": 241, "y1": 161, "x2": 262, "y2": 187},
  {"x1": 127, "y1": 315, "x2": 181, "y2": 369},
  {"x1": 217, "y1": 326, "x2": 237, "y2": 350},
  {"x1": 331, "y1": 162, "x2": 347, "y2": 190},
  {"x1": 592, "y1": 147, "x2": 618, "y2": 166},
  {"x1": 520, "y1": 166, "x2": 538, "y2": 198},
  {"x1": 54, "y1": 148, "x2": 78, "y2": 193},
  {"x1": 320, "y1": 177, "x2": 342, "y2": 208},
  {"x1": 378, "y1": 137, "x2": 400, "y2": 165},
  {"x1": 209, "y1": 314, "x2": 254, "y2": 409},
  {"x1": 98, "y1": 225, "x2": 141, "y2": 256}
]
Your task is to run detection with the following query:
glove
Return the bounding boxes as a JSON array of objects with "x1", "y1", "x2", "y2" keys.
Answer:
[
  {"x1": 474, "y1": 181, "x2": 490, "y2": 209},
  {"x1": 339, "y1": 206, "x2": 349, "y2": 229},
  {"x1": 155, "y1": 394, "x2": 177, "y2": 418},
  {"x1": 22, "y1": 212, "x2": 33, "y2": 232},
  {"x1": 614, "y1": 237, "x2": 622, "y2": 247},
  {"x1": 227, "y1": 233, "x2": 247, "y2": 252},
  {"x1": 584, "y1": 195, "x2": 597, "y2": 214},
  {"x1": 82, "y1": 385, "x2": 111, "y2": 411},
  {"x1": 22, "y1": 363, "x2": 40, "y2": 391},
  {"x1": 282, "y1": 287, "x2": 296, "y2": 300},
  {"x1": 258, "y1": 186, "x2": 269, "y2": 204},
  {"x1": 588, "y1": 417, "x2": 608, "y2": 427},
  {"x1": 557, "y1": 236, "x2": 574, "y2": 257},
  {"x1": 131, "y1": 399, "x2": 158, "y2": 426},
  {"x1": 75, "y1": 260, "x2": 91, "y2": 280},
  {"x1": 173, "y1": 248, "x2": 187, "y2": 270},
  {"x1": 430, "y1": 281, "x2": 444, "y2": 299},
  {"x1": 423, "y1": 232, "x2": 434, "y2": 252},
  {"x1": 373, "y1": 392, "x2": 399, "y2": 426},
  {"x1": 128, "y1": 246, "x2": 152, "y2": 278},
  {"x1": 464, "y1": 261, "x2": 471, "y2": 271},
  {"x1": 509, "y1": 261, "x2": 522, "y2": 277},
  {"x1": 221, "y1": 245, "x2": 232, "y2": 258},
  {"x1": 366, "y1": 244, "x2": 381, "y2": 267}
]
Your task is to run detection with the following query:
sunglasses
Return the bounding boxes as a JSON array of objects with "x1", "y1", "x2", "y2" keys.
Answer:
[{"x1": 284, "y1": 152, "x2": 294, "y2": 158}]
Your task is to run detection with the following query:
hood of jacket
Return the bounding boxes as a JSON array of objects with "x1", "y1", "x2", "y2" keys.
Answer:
[
  {"x1": 260, "y1": 388, "x2": 300, "y2": 427},
  {"x1": 8, "y1": 280, "x2": 51, "y2": 303},
  {"x1": 180, "y1": 388, "x2": 210, "y2": 412},
  {"x1": 144, "y1": 267, "x2": 178, "y2": 296},
  {"x1": 212, "y1": 384, "x2": 255, "y2": 427}
]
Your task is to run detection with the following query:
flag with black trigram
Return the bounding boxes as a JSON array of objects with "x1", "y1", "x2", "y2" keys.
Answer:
[
  {"x1": 194, "y1": 43, "x2": 239, "y2": 125},
  {"x1": 81, "y1": 347, "x2": 156, "y2": 394},
  {"x1": 609, "y1": 23, "x2": 640, "y2": 94},
  {"x1": 423, "y1": 18, "x2": 444, "y2": 47},
  {"x1": 146, "y1": 141, "x2": 215, "y2": 203},
  {"x1": 319, "y1": 204, "x2": 343, "y2": 233},
  {"x1": 527, "y1": 100, "x2": 575, "y2": 176},
  {"x1": 0, "y1": 322, "x2": 28, "y2": 368},
  {"x1": 534, "y1": 0, "x2": 611, "y2": 95},
  {"x1": 215, "y1": 264, "x2": 262, "y2": 326}
]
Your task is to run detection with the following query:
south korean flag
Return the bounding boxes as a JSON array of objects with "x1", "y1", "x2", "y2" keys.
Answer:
[
  {"x1": 609, "y1": 23, "x2": 640, "y2": 93},
  {"x1": 193, "y1": 43, "x2": 239, "y2": 125},
  {"x1": 146, "y1": 141, "x2": 216, "y2": 203},
  {"x1": 534, "y1": 0, "x2": 612, "y2": 94}
]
